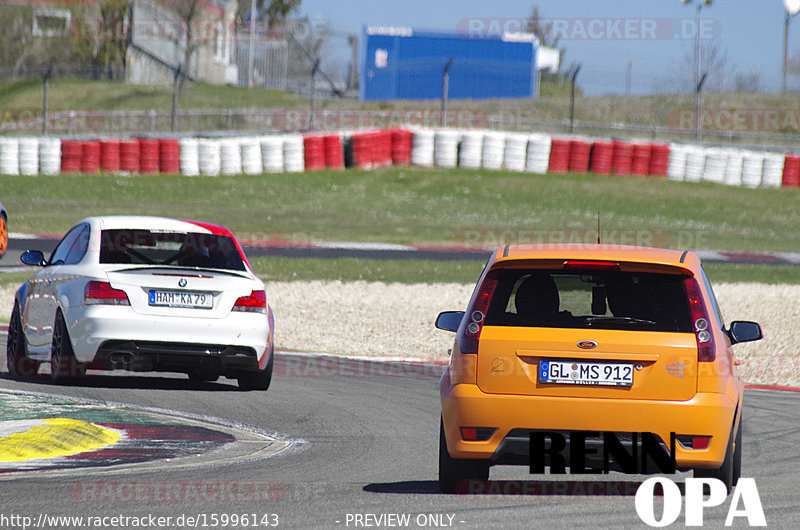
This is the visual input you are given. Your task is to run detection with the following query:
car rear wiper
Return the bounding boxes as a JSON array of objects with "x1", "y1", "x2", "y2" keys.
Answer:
[{"x1": 582, "y1": 316, "x2": 657, "y2": 326}]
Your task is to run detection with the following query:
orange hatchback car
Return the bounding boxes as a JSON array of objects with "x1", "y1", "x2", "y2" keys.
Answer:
[{"x1": 436, "y1": 244, "x2": 762, "y2": 493}]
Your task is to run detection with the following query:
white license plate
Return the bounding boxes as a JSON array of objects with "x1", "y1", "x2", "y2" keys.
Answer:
[
  {"x1": 149, "y1": 290, "x2": 213, "y2": 309},
  {"x1": 539, "y1": 360, "x2": 633, "y2": 387}
]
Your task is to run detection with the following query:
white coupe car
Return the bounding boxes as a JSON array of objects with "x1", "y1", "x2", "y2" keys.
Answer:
[{"x1": 6, "y1": 216, "x2": 275, "y2": 390}]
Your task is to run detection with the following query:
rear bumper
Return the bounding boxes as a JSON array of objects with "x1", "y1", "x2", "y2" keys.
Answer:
[
  {"x1": 66, "y1": 304, "x2": 271, "y2": 372},
  {"x1": 441, "y1": 379, "x2": 738, "y2": 469}
]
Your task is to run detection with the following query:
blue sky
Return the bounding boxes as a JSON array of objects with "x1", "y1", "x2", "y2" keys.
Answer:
[{"x1": 299, "y1": 0, "x2": 800, "y2": 95}]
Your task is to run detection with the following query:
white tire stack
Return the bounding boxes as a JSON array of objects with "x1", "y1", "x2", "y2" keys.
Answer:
[
  {"x1": 502, "y1": 133, "x2": 528, "y2": 172},
  {"x1": 458, "y1": 130, "x2": 484, "y2": 169},
  {"x1": 17, "y1": 138, "x2": 39, "y2": 175},
  {"x1": 198, "y1": 139, "x2": 221, "y2": 176},
  {"x1": 526, "y1": 134, "x2": 552, "y2": 174},
  {"x1": 0, "y1": 137, "x2": 20, "y2": 175},
  {"x1": 701, "y1": 148, "x2": 727, "y2": 184},
  {"x1": 283, "y1": 135, "x2": 304, "y2": 172},
  {"x1": 740, "y1": 152, "x2": 765, "y2": 188},
  {"x1": 240, "y1": 137, "x2": 263, "y2": 175},
  {"x1": 481, "y1": 131, "x2": 506, "y2": 170},
  {"x1": 761, "y1": 153, "x2": 784, "y2": 188},
  {"x1": 683, "y1": 146, "x2": 706, "y2": 183},
  {"x1": 179, "y1": 138, "x2": 200, "y2": 176},
  {"x1": 666, "y1": 143, "x2": 689, "y2": 181},
  {"x1": 723, "y1": 149, "x2": 744, "y2": 187},
  {"x1": 220, "y1": 138, "x2": 242, "y2": 176},
  {"x1": 433, "y1": 129, "x2": 459, "y2": 168},
  {"x1": 39, "y1": 137, "x2": 61, "y2": 176},
  {"x1": 410, "y1": 129, "x2": 435, "y2": 167},
  {"x1": 261, "y1": 136, "x2": 285, "y2": 173}
]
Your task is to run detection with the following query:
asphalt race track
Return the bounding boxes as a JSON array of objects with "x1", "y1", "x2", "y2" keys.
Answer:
[{"x1": 1, "y1": 337, "x2": 799, "y2": 529}]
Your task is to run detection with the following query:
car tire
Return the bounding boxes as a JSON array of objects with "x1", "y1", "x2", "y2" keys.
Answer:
[
  {"x1": 237, "y1": 348, "x2": 274, "y2": 391},
  {"x1": 7, "y1": 302, "x2": 39, "y2": 377},
  {"x1": 50, "y1": 311, "x2": 86, "y2": 383},
  {"x1": 0, "y1": 213, "x2": 7, "y2": 258},
  {"x1": 438, "y1": 418, "x2": 490, "y2": 494},
  {"x1": 694, "y1": 418, "x2": 737, "y2": 494}
]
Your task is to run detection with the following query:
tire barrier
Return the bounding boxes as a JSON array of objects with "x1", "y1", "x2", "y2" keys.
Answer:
[
  {"x1": 159, "y1": 138, "x2": 181, "y2": 174},
  {"x1": 81, "y1": 140, "x2": 101, "y2": 174},
  {"x1": 390, "y1": 129, "x2": 412, "y2": 165},
  {"x1": 39, "y1": 138, "x2": 61, "y2": 176},
  {"x1": 525, "y1": 134, "x2": 551, "y2": 174},
  {"x1": 502, "y1": 133, "x2": 528, "y2": 172},
  {"x1": 100, "y1": 139, "x2": 121, "y2": 173},
  {"x1": 434, "y1": 129, "x2": 459, "y2": 168},
  {"x1": 784, "y1": 154, "x2": 800, "y2": 187},
  {"x1": 0, "y1": 131, "x2": 795, "y2": 191},
  {"x1": 119, "y1": 139, "x2": 140, "y2": 173},
  {"x1": 0, "y1": 137, "x2": 20, "y2": 175},
  {"x1": 458, "y1": 130, "x2": 484, "y2": 169},
  {"x1": 567, "y1": 139, "x2": 592, "y2": 174},
  {"x1": 481, "y1": 132, "x2": 506, "y2": 170},
  {"x1": 547, "y1": 138, "x2": 570, "y2": 174},
  {"x1": 18, "y1": 137, "x2": 39, "y2": 176},
  {"x1": 178, "y1": 138, "x2": 200, "y2": 176},
  {"x1": 410, "y1": 129, "x2": 434, "y2": 167},
  {"x1": 589, "y1": 140, "x2": 614, "y2": 176},
  {"x1": 611, "y1": 140, "x2": 633, "y2": 176},
  {"x1": 283, "y1": 135, "x2": 304, "y2": 172},
  {"x1": 260, "y1": 136, "x2": 284, "y2": 173},
  {"x1": 138, "y1": 138, "x2": 160, "y2": 174}
]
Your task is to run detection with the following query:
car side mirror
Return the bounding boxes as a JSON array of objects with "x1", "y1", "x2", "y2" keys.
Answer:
[
  {"x1": 435, "y1": 311, "x2": 464, "y2": 333},
  {"x1": 728, "y1": 321, "x2": 763, "y2": 345},
  {"x1": 20, "y1": 250, "x2": 46, "y2": 267}
]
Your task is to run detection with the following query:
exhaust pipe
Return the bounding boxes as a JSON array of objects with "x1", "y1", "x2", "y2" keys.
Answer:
[{"x1": 109, "y1": 352, "x2": 134, "y2": 367}]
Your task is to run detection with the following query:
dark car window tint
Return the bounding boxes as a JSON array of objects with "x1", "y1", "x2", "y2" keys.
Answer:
[
  {"x1": 99, "y1": 229, "x2": 246, "y2": 271},
  {"x1": 49, "y1": 224, "x2": 89, "y2": 266},
  {"x1": 485, "y1": 268, "x2": 693, "y2": 332}
]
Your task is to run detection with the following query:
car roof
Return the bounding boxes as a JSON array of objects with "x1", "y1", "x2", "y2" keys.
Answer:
[
  {"x1": 78, "y1": 216, "x2": 234, "y2": 237},
  {"x1": 490, "y1": 244, "x2": 701, "y2": 272}
]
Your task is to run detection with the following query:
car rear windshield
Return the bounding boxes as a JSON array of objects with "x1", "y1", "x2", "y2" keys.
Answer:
[
  {"x1": 99, "y1": 229, "x2": 246, "y2": 271},
  {"x1": 484, "y1": 268, "x2": 693, "y2": 332}
]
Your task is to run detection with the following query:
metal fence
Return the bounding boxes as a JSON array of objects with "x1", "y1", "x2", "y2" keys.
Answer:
[{"x1": 2, "y1": 107, "x2": 799, "y2": 152}]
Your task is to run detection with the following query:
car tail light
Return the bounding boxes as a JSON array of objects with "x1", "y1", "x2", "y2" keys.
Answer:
[
  {"x1": 461, "y1": 427, "x2": 496, "y2": 442},
  {"x1": 84, "y1": 281, "x2": 130, "y2": 306},
  {"x1": 563, "y1": 260, "x2": 620, "y2": 271},
  {"x1": 457, "y1": 271, "x2": 498, "y2": 354},
  {"x1": 233, "y1": 290, "x2": 267, "y2": 313},
  {"x1": 676, "y1": 434, "x2": 711, "y2": 449},
  {"x1": 684, "y1": 277, "x2": 716, "y2": 362}
]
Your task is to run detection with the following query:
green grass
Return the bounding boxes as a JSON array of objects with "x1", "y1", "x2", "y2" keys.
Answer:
[{"x1": 2, "y1": 167, "x2": 800, "y2": 253}]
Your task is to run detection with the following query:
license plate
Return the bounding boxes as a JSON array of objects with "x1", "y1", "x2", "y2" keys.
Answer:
[
  {"x1": 149, "y1": 290, "x2": 213, "y2": 309},
  {"x1": 539, "y1": 360, "x2": 633, "y2": 387}
]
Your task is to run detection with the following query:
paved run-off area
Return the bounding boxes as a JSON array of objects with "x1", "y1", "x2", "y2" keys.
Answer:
[{"x1": 1, "y1": 281, "x2": 797, "y2": 387}]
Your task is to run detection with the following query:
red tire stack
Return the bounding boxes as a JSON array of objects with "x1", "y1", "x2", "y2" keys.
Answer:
[
  {"x1": 374, "y1": 130, "x2": 393, "y2": 167},
  {"x1": 589, "y1": 140, "x2": 614, "y2": 175},
  {"x1": 81, "y1": 140, "x2": 101, "y2": 174},
  {"x1": 119, "y1": 139, "x2": 140, "y2": 173},
  {"x1": 390, "y1": 129, "x2": 412, "y2": 165},
  {"x1": 631, "y1": 143, "x2": 652, "y2": 177},
  {"x1": 100, "y1": 139, "x2": 120, "y2": 173},
  {"x1": 60, "y1": 140, "x2": 83, "y2": 173},
  {"x1": 782, "y1": 154, "x2": 800, "y2": 187},
  {"x1": 548, "y1": 138, "x2": 571, "y2": 174},
  {"x1": 352, "y1": 133, "x2": 373, "y2": 169},
  {"x1": 649, "y1": 143, "x2": 671, "y2": 177},
  {"x1": 303, "y1": 135, "x2": 326, "y2": 170},
  {"x1": 568, "y1": 139, "x2": 592, "y2": 174},
  {"x1": 159, "y1": 138, "x2": 181, "y2": 174},
  {"x1": 323, "y1": 134, "x2": 344, "y2": 170},
  {"x1": 139, "y1": 138, "x2": 160, "y2": 174},
  {"x1": 612, "y1": 140, "x2": 633, "y2": 176}
]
